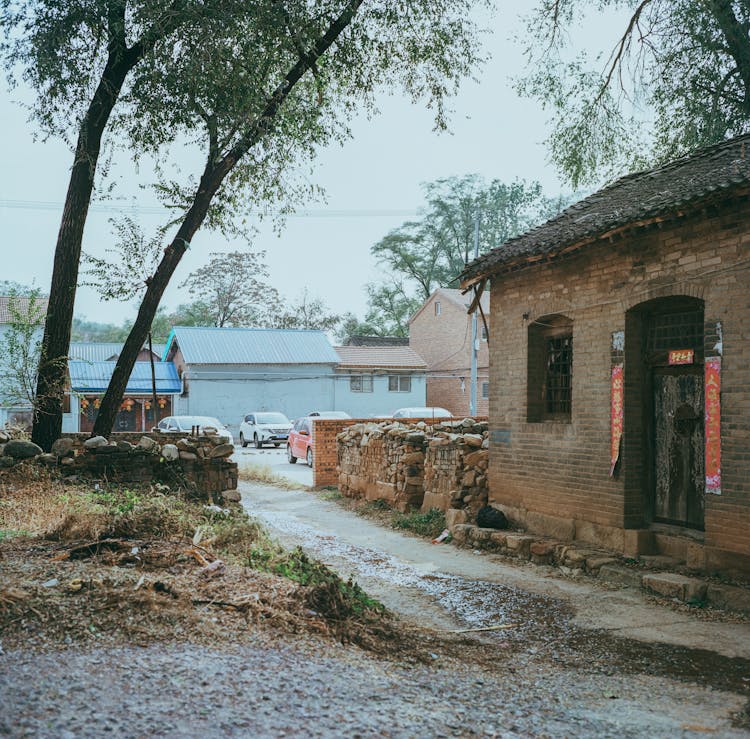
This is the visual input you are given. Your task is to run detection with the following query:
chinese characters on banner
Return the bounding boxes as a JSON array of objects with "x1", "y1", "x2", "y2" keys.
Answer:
[
  {"x1": 705, "y1": 356, "x2": 721, "y2": 494},
  {"x1": 668, "y1": 349, "x2": 694, "y2": 365},
  {"x1": 610, "y1": 364, "x2": 624, "y2": 476}
]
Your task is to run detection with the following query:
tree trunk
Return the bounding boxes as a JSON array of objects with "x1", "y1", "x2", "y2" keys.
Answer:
[
  {"x1": 709, "y1": 0, "x2": 750, "y2": 114},
  {"x1": 31, "y1": 55, "x2": 134, "y2": 451}
]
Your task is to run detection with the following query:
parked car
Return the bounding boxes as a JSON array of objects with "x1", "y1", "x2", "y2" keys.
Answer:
[
  {"x1": 155, "y1": 415, "x2": 234, "y2": 445},
  {"x1": 391, "y1": 406, "x2": 452, "y2": 419},
  {"x1": 239, "y1": 411, "x2": 293, "y2": 448},
  {"x1": 287, "y1": 411, "x2": 352, "y2": 467}
]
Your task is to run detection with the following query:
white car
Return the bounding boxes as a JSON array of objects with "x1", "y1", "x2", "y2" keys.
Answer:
[
  {"x1": 239, "y1": 411, "x2": 293, "y2": 448},
  {"x1": 156, "y1": 415, "x2": 234, "y2": 445},
  {"x1": 391, "y1": 406, "x2": 453, "y2": 419}
]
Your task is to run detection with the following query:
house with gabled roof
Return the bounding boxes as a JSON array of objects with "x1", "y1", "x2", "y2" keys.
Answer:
[
  {"x1": 333, "y1": 345, "x2": 427, "y2": 417},
  {"x1": 409, "y1": 288, "x2": 490, "y2": 417},
  {"x1": 163, "y1": 326, "x2": 343, "y2": 429},
  {"x1": 461, "y1": 134, "x2": 750, "y2": 576}
]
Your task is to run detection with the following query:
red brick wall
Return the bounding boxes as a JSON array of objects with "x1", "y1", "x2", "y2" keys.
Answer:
[
  {"x1": 410, "y1": 293, "x2": 490, "y2": 417},
  {"x1": 312, "y1": 418, "x2": 360, "y2": 487},
  {"x1": 486, "y1": 198, "x2": 750, "y2": 565}
]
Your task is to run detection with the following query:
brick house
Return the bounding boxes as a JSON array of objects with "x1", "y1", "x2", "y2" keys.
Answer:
[
  {"x1": 461, "y1": 135, "x2": 750, "y2": 576},
  {"x1": 409, "y1": 288, "x2": 490, "y2": 417}
]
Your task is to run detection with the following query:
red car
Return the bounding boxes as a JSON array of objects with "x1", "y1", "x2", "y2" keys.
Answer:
[{"x1": 287, "y1": 411, "x2": 351, "y2": 467}]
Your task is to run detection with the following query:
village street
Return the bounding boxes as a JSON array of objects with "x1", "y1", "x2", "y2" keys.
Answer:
[{"x1": 238, "y1": 480, "x2": 750, "y2": 736}]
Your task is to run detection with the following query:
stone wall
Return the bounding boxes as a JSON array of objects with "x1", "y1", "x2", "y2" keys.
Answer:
[
  {"x1": 2, "y1": 431, "x2": 238, "y2": 503},
  {"x1": 337, "y1": 418, "x2": 489, "y2": 515}
]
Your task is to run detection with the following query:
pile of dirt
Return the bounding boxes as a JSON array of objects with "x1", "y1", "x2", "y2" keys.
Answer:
[{"x1": 0, "y1": 471, "x2": 457, "y2": 662}]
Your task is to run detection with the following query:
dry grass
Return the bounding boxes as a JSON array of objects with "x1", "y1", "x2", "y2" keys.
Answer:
[{"x1": 237, "y1": 463, "x2": 307, "y2": 490}]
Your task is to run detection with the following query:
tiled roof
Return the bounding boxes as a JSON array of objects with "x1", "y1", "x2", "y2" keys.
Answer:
[
  {"x1": 69, "y1": 361, "x2": 181, "y2": 394},
  {"x1": 344, "y1": 335, "x2": 409, "y2": 347},
  {"x1": 0, "y1": 296, "x2": 49, "y2": 324},
  {"x1": 462, "y1": 134, "x2": 750, "y2": 282},
  {"x1": 166, "y1": 326, "x2": 340, "y2": 365},
  {"x1": 334, "y1": 346, "x2": 427, "y2": 369}
]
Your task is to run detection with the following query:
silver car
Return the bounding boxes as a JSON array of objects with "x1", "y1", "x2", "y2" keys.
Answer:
[
  {"x1": 239, "y1": 411, "x2": 293, "y2": 448},
  {"x1": 156, "y1": 415, "x2": 234, "y2": 445}
]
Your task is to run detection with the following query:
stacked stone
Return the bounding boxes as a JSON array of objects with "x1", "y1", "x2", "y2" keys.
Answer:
[
  {"x1": 0, "y1": 430, "x2": 238, "y2": 501},
  {"x1": 337, "y1": 421, "x2": 430, "y2": 511},
  {"x1": 422, "y1": 420, "x2": 489, "y2": 517}
]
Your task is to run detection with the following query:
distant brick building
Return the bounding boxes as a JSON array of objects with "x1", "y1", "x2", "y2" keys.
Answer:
[
  {"x1": 461, "y1": 135, "x2": 750, "y2": 576},
  {"x1": 409, "y1": 288, "x2": 489, "y2": 417}
]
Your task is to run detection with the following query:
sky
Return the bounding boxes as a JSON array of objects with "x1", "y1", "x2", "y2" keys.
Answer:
[{"x1": 0, "y1": 3, "x2": 626, "y2": 329}]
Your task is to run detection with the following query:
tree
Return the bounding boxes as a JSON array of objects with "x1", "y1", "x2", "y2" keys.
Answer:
[
  {"x1": 85, "y1": 1, "x2": 488, "y2": 437},
  {"x1": 2, "y1": 1, "x2": 237, "y2": 450},
  {"x1": 372, "y1": 175, "x2": 560, "y2": 300},
  {"x1": 179, "y1": 251, "x2": 277, "y2": 327},
  {"x1": 364, "y1": 175, "x2": 561, "y2": 329},
  {"x1": 0, "y1": 289, "x2": 59, "y2": 414},
  {"x1": 518, "y1": 1, "x2": 750, "y2": 188},
  {"x1": 267, "y1": 289, "x2": 340, "y2": 332}
]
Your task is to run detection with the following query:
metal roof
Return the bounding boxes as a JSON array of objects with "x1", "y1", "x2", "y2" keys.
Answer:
[
  {"x1": 69, "y1": 343, "x2": 123, "y2": 362},
  {"x1": 69, "y1": 342, "x2": 166, "y2": 362},
  {"x1": 334, "y1": 346, "x2": 427, "y2": 369},
  {"x1": 462, "y1": 133, "x2": 750, "y2": 283},
  {"x1": 69, "y1": 361, "x2": 181, "y2": 394},
  {"x1": 165, "y1": 326, "x2": 340, "y2": 365}
]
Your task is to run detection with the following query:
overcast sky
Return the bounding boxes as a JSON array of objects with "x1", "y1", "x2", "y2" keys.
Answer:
[{"x1": 0, "y1": 4, "x2": 627, "y2": 328}]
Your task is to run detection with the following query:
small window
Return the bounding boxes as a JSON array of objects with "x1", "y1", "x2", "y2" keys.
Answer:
[
  {"x1": 350, "y1": 374, "x2": 373, "y2": 393},
  {"x1": 481, "y1": 324, "x2": 488, "y2": 341},
  {"x1": 481, "y1": 382, "x2": 489, "y2": 399},
  {"x1": 388, "y1": 375, "x2": 411, "y2": 392},
  {"x1": 528, "y1": 315, "x2": 573, "y2": 422},
  {"x1": 434, "y1": 301, "x2": 441, "y2": 316}
]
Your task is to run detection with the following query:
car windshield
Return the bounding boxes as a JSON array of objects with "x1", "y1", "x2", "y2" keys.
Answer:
[
  {"x1": 255, "y1": 413, "x2": 290, "y2": 425},
  {"x1": 175, "y1": 416, "x2": 225, "y2": 430}
]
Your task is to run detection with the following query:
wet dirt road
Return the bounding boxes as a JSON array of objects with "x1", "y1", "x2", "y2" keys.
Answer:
[{"x1": 241, "y1": 481, "x2": 750, "y2": 735}]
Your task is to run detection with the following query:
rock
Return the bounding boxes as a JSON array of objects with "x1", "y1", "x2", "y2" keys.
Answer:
[
  {"x1": 0, "y1": 456, "x2": 16, "y2": 468},
  {"x1": 83, "y1": 435, "x2": 108, "y2": 449},
  {"x1": 179, "y1": 451, "x2": 198, "y2": 461},
  {"x1": 221, "y1": 489, "x2": 241, "y2": 503},
  {"x1": 209, "y1": 443, "x2": 235, "y2": 459},
  {"x1": 37, "y1": 453, "x2": 58, "y2": 467},
  {"x1": 93, "y1": 444, "x2": 118, "y2": 454},
  {"x1": 445, "y1": 508, "x2": 467, "y2": 529},
  {"x1": 161, "y1": 444, "x2": 179, "y2": 461},
  {"x1": 176, "y1": 438, "x2": 198, "y2": 453},
  {"x1": 463, "y1": 434, "x2": 484, "y2": 447},
  {"x1": 138, "y1": 436, "x2": 159, "y2": 451},
  {"x1": 116, "y1": 440, "x2": 134, "y2": 452},
  {"x1": 0, "y1": 430, "x2": 9, "y2": 443},
  {"x1": 4, "y1": 439, "x2": 43, "y2": 459},
  {"x1": 476, "y1": 505, "x2": 508, "y2": 530},
  {"x1": 51, "y1": 438, "x2": 75, "y2": 458},
  {"x1": 60, "y1": 457, "x2": 76, "y2": 467}
]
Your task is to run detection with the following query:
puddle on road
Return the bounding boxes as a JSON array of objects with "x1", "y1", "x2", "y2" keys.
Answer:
[{"x1": 246, "y1": 503, "x2": 750, "y2": 696}]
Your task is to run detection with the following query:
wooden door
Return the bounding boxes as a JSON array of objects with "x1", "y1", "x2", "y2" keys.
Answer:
[{"x1": 652, "y1": 369, "x2": 704, "y2": 529}]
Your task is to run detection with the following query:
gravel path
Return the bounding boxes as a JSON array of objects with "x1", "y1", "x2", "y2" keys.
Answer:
[{"x1": 2, "y1": 637, "x2": 747, "y2": 737}]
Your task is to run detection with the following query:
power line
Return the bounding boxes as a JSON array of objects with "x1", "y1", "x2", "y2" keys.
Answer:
[{"x1": 0, "y1": 198, "x2": 418, "y2": 219}]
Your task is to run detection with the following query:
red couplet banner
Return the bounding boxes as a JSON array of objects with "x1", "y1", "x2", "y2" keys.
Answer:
[
  {"x1": 610, "y1": 364, "x2": 624, "y2": 476},
  {"x1": 705, "y1": 356, "x2": 721, "y2": 495}
]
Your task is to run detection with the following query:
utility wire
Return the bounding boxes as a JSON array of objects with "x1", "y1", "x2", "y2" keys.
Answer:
[{"x1": 0, "y1": 198, "x2": 418, "y2": 218}]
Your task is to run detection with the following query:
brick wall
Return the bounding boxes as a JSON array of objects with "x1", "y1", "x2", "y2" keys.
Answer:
[
  {"x1": 410, "y1": 293, "x2": 490, "y2": 417},
  {"x1": 312, "y1": 418, "x2": 359, "y2": 487},
  {"x1": 487, "y1": 198, "x2": 750, "y2": 569}
]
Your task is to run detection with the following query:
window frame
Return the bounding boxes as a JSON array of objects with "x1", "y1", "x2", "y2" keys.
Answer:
[
  {"x1": 527, "y1": 316, "x2": 573, "y2": 423},
  {"x1": 349, "y1": 373, "x2": 374, "y2": 393},
  {"x1": 388, "y1": 374, "x2": 412, "y2": 392}
]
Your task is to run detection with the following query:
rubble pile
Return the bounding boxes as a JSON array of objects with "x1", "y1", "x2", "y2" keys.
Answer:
[
  {"x1": 0, "y1": 431, "x2": 238, "y2": 501},
  {"x1": 337, "y1": 419, "x2": 489, "y2": 515}
]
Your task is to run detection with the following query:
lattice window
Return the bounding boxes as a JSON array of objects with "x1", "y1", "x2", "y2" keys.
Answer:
[
  {"x1": 545, "y1": 335, "x2": 573, "y2": 415},
  {"x1": 647, "y1": 310, "x2": 703, "y2": 355}
]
